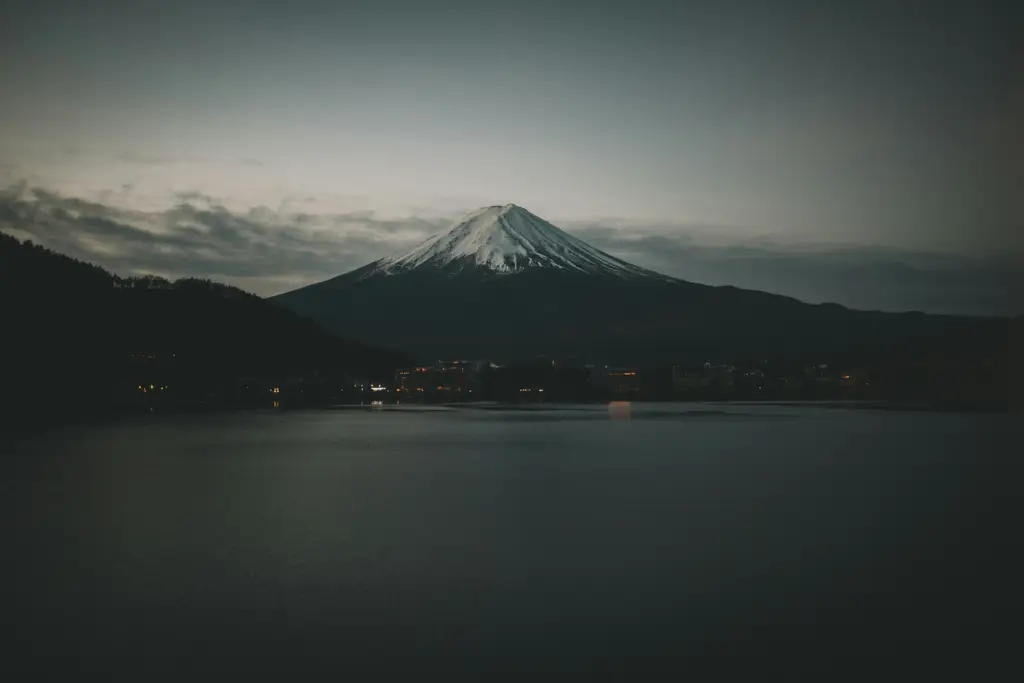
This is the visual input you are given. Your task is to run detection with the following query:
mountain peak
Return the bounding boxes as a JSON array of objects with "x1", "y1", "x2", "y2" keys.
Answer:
[{"x1": 373, "y1": 204, "x2": 668, "y2": 279}]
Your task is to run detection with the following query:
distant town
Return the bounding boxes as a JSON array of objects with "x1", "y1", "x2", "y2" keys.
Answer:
[{"x1": 120, "y1": 352, "x2": 1001, "y2": 413}]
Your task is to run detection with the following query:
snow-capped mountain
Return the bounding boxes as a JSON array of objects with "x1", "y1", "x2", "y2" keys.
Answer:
[
  {"x1": 272, "y1": 203, "x2": 990, "y2": 365},
  {"x1": 369, "y1": 204, "x2": 668, "y2": 279}
]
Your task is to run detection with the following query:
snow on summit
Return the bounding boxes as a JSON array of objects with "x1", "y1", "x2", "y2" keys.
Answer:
[{"x1": 374, "y1": 204, "x2": 665, "y2": 278}]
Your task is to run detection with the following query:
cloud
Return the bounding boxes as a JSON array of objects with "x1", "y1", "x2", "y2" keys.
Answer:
[
  {"x1": 117, "y1": 152, "x2": 265, "y2": 167},
  {"x1": 0, "y1": 183, "x2": 447, "y2": 296},
  {"x1": 117, "y1": 152, "x2": 193, "y2": 166},
  {"x1": 570, "y1": 226, "x2": 1022, "y2": 317},
  {"x1": 0, "y1": 182, "x2": 1018, "y2": 315}
]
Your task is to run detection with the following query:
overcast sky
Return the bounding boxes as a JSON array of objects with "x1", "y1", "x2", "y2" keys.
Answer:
[{"x1": 0, "y1": 0, "x2": 1019, "y2": 313}]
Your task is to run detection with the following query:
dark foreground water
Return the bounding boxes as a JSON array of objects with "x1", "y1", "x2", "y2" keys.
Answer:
[{"x1": 2, "y1": 403, "x2": 1015, "y2": 673}]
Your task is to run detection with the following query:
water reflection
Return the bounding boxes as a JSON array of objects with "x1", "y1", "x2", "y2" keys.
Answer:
[
  {"x1": 608, "y1": 401, "x2": 632, "y2": 420},
  {"x1": 1, "y1": 406, "x2": 1004, "y2": 672}
]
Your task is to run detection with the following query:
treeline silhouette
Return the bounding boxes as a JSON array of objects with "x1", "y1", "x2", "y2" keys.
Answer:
[{"x1": 1, "y1": 233, "x2": 409, "y2": 430}]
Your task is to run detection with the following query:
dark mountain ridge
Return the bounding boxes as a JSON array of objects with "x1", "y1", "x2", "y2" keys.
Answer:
[{"x1": 1, "y1": 232, "x2": 409, "y2": 429}]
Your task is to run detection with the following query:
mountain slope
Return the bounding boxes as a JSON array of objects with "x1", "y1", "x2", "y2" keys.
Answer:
[{"x1": 0, "y1": 232, "x2": 408, "y2": 426}]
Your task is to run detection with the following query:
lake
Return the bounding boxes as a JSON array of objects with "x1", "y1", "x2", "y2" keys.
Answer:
[{"x1": 1, "y1": 403, "x2": 1014, "y2": 673}]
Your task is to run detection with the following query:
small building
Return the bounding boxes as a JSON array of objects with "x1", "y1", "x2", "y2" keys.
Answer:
[
  {"x1": 673, "y1": 370, "x2": 712, "y2": 390},
  {"x1": 591, "y1": 366, "x2": 642, "y2": 395}
]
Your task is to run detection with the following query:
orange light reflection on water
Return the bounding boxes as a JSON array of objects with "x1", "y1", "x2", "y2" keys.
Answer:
[{"x1": 608, "y1": 401, "x2": 632, "y2": 420}]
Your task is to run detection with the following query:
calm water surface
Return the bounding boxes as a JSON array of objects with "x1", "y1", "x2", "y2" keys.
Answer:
[{"x1": 2, "y1": 404, "x2": 1014, "y2": 672}]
